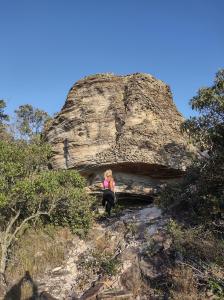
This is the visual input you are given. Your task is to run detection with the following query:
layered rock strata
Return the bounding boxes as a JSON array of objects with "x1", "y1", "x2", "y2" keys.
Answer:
[{"x1": 46, "y1": 73, "x2": 194, "y2": 199}]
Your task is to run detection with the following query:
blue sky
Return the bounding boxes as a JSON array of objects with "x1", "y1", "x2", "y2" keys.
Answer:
[{"x1": 0, "y1": 0, "x2": 223, "y2": 118}]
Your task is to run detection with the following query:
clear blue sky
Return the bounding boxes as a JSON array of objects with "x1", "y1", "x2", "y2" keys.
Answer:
[{"x1": 0, "y1": 0, "x2": 223, "y2": 118}]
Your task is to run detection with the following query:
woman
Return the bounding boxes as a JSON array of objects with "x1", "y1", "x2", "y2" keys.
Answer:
[{"x1": 101, "y1": 169, "x2": 115, "y2": 216}]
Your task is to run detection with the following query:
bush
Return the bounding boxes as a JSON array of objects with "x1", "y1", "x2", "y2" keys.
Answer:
[
  {"x1": 158, "y1": 70, "x2": 224, "y2": 222},
  {"x1": 0, "y1": 138, "x2": 94, "y2": 282},
  {"x1": 167, "y1": 219, "x2": 224, "y2": 266},
  {"x1": 51, "y1": 188, "x2": 94, "y2": 236},
  {"x1": 78, "y1": 249, "x2": 120, "y2": 277}
]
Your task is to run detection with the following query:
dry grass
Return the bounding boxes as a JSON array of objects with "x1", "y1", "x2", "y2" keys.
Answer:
[
  {"x1": 5, "y1": 225, "x2": 73, "y2": 289},
  {"x1": 94, "y1": 233, "x2": 115, "y2": 255},
  {"x1": 168, "y1": 266, "x2": 201, "y2": 300},
  {"x1": 165, "y1": 220, "x2": 224, "y2": 299},
  {"x1": 167, "y1": 220, "x2": 224, "y2": 267}
]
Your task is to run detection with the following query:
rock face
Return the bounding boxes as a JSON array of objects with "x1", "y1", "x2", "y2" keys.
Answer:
[{"x1": 46, "y1": 73, "x2": 194, "y2": 199}]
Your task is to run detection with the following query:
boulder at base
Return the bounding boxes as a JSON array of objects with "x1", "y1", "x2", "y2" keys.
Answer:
[{"x1": 46, "y1": 73, "x2": 194, "y2": 200}]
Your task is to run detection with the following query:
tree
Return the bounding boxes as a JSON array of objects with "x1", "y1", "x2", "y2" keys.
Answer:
[
  {"x1": 0, "y1": 139, "x2": 93, "y2": 285},
  {"x1": 159, "y1": 69, "x2": 224, "y2": 220},
  {"x1": 182, "y1": 69, "x2": 224, "y2": 152},
  {"x1": 0, "y1": 100, "x2": 9, "y2": 124},
  {"x1": 15, "y1": 104, "x2": 51, "y2": 139},
  {"x1": 0, "y1": 100, "x2": 10, "y2": 140},
  {"x1": 184, "y1": 69, "x2": 224, "y2": 218}
]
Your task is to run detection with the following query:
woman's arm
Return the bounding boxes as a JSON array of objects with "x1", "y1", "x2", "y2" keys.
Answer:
[{"x1": 111, "y1": 180, "x2": 115, "y2": 192}]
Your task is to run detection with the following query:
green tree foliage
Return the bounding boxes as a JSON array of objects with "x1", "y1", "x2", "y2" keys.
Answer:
[
  {"x1": 0, "y1": 100, "x2": 10, "y2": 140},
  {"x1": 15, "y1": 104, "x2": 51, "y2": 139},
  {"x1": 159, "y1": 69, "x2": 224, "y2": 221},
  {"x1": 0, "y1": 100, "x2": 9, "y2": 124},
  {"x1": 182, "y1": 69, "x2": 224, "y2": 151},
  {"x1": 0, "y1": 138, "x2": 94, "y2": 282}
]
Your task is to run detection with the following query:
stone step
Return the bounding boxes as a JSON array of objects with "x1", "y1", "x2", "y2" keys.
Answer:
[{"x1": 97, "y1": 290, "x2": 134, "y2": 300}]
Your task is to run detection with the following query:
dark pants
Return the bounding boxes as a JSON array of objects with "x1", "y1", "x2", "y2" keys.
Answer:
[{"x1": 102, "y1": 189, "x2": 115, "y2": 215}]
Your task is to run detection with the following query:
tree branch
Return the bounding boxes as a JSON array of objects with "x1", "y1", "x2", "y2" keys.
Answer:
[
  {"x1": 8, "y1": 209, "x2": 52, "y2": 246},
  {"x1": 5, "y1": 210, "x2": 21, "y2": 237}
]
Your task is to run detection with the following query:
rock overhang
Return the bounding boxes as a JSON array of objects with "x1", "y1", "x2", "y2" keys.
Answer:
[{"x1": 46, "y1": 73, "x2": 195, "y2": 197}]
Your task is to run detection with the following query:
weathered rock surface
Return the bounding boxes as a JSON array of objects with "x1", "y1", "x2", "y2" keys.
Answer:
[
  {"x1": 37, "y1": 204, "x2": 170, "y2": 300},
  {"x1": 1, "y1": 204, "x2": 173, "y2": 300},
  {"x1": 46, "y1": 73, "x2": 194, "y2": 198}
]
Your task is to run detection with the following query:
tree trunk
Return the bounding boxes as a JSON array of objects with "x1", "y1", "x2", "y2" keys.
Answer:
[{"x1": 0, "y1": 244, "x2": 8, "y2": 284}]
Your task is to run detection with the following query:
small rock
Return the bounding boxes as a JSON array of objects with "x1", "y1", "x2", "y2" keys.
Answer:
[
  {"x1": 206, "y1": 290, "x2": 215, "y2": 298},
  {"x1": 52, "y1": 266, "x2": 62, "y2": 273},
  {"x1": 163, "y1": 238, "x2": 172, "y2": 250}
]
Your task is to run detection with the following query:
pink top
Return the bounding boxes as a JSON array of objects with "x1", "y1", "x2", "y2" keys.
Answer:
[{"x1": 103, "y1": 179, "x2": 115, "y2": 189}]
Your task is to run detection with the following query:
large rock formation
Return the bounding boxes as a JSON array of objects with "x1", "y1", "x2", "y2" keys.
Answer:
[{"x1": 46, "y1": 73, "x2": 194, "y2": 199}]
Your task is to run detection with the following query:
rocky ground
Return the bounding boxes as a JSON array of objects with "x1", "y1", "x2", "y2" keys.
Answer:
[{"x1": 37, "y1": 204, "x2": 171, "y2": 300}]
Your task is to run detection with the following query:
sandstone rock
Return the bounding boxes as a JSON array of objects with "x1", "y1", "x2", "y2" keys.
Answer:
[
  {"x1": 37, "y1": 205, "x2": 170, "y2": 299},
  {"x1": 0, "y1": 284, "x2": 6, "y2": 300},
  {"x1": 39, "y1": 291, "x2": 59, "y2": 300},
  {"x1": 97, "y1": 290, "x2": 134, "y2": 300},
  {"x1": 139, "y1": 255, "x2": 166, "y2": 280},
  {"x1": 46, "y1": 73, "x2": 194, "y2": 199},
  {"x1": 120, "y1": 257, "x2": 141, "y2": 294},
  {"x1": 78, "y1": 282, "x2": 104, "y2": 299}
]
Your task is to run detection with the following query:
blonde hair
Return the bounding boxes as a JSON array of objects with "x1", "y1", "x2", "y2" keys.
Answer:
[{"x1": 104, "y1": 169, "x2": 112, "y2": 178}]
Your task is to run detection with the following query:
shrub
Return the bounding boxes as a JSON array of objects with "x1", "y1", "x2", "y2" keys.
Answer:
[
  {"x1": 51, "y1": 188, "x2": 94, "y2": 236},
  {"x1": 158, "y1": 69, "x2": 224, "y2": 222},
  {"x1": 78, "y1": 249, "x2": 120, "y2": 277},
  {"x1": 0, "y1": 138, "x2": 94, "y2": 283}
]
